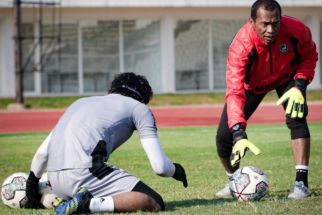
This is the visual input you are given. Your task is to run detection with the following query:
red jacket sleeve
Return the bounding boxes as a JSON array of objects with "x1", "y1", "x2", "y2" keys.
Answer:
[
  {"x1": 225, "y1": 27, "x2": 251, "y2": 129},
  {"x1": 293, "y1": 25, "x2": 318, "y2": 83}
]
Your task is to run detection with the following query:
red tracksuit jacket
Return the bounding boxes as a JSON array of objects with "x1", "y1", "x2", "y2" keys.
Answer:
[{"x1": 226, "y1": 15, "x2": 318, "y2": 129}]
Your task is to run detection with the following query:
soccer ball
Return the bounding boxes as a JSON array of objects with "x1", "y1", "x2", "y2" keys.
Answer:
[
  {"x1": 39, "y1": 173, "x2": 58, "y2": 209},
  {"x1": 1, "y1": 172, "x2": 28, "y2": 208},
  {"x1": 1, "y1": 172, "x2": 58, "y2": 209},
  {"x1": 229, "y1": 166, "x2": 269, "y2": 201}
]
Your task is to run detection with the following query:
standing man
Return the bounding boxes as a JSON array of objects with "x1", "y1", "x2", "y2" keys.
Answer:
[
  {"x1": 215, "y1": 0, "x2": 318, "y2": 199},
  {"x1": 25, "y1": 72, "x2": 188, "y2": 214}
]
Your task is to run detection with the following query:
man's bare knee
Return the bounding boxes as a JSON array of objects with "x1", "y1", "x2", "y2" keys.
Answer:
[{"x1": 113, "y1": 191, "x2": 163, "y2": 212}]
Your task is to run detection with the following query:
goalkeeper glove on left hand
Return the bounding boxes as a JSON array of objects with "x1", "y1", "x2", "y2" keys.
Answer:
[
  {"x1": 276, "y1": 87, "x2": 305, "y2": 118},
  {"x1": 172, "y1": 163, "x2": 188, "y2": 188},
  {"x1": 230, "y1": 124, "x2": 261, "y2": 167},
  {"x1": 276, "y1": 78, "x2": 308, "y2": 119}
]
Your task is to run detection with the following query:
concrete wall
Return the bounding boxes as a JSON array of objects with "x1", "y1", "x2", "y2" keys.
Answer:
[
  {"x1": 0, "y1": 5, "x2": 321, "y2": 97},
  {"x1": 0, "y1": 11, "x2": 15, "y2": 98}
]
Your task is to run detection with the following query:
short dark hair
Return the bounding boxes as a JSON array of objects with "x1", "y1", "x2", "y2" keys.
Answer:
[
  {"x1": 250, "y1": 0, "x2": 282, "y2": 21},
  {"x1": 108, "y1": 72, "x2": 153, "y2": 104}
]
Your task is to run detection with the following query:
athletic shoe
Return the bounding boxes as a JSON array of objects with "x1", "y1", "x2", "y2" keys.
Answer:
[
  {"x1": 52, "y1": 197, "x2": 64, "y2": 208},
  {"x1": 288, "y1": 181, "x2": 310, "y2": 199},
  {"x1": 55, "y1": 187, "x2": 93, "y2": 215},
  {"x1": 215, "y1": 183, "x2": 231, "y2": 197}
]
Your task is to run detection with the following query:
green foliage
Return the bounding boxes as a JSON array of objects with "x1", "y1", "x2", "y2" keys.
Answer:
[{"x1": 0, "y1": 123, "x2": 322, "y2": 214}]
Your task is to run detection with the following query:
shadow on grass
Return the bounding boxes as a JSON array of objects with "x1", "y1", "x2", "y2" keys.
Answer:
[
  {"x1": 264, "y1": 187, "x2": 322, "y2": 201},
  {"x1": 310, "y1": 188, "x2": 322, "y2": 197},
  {"x1": 266, "y1": 189, "x2": 289, "y2": 200},
  {"x1": 166, "y1": 188, "x2": 322, "y2": 211},
  {"x1": 166, "y1": 198, "x2": 235, "y2": 211}
]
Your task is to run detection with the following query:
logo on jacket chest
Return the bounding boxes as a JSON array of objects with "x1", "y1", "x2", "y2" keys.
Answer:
[{"x1": 279, "y1": 44, "x2": 288, "y2": 54}]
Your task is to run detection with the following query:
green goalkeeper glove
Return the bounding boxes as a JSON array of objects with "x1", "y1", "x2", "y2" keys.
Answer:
[
  {"x1": 230, "y1": 123, "x2": 261, "y2": 167},
  {"x1": 276, "y1": 78, "x2": 308, "y2": 119},
  {"x1": 231, "y1": 139, "x2": 262, "y2": 167},
  {"x1": 276, "y1": 87, "x2": 305, "y2": 118}
]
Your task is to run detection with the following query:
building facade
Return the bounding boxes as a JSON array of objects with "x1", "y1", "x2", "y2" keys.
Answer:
[{"x1": 0, "y1": 0, "x2": 321, "y2": 97}]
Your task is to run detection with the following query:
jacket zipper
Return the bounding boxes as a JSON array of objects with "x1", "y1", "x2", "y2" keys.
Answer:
[{"x1": 269, "y1": 46, "x2": 272, "y2": 74}]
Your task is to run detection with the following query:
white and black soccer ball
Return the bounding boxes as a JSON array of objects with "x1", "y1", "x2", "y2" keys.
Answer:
[
  {"x1": 229, "y1": 166, "x2": 269, "y2": 201},
  {"x1": 1, "y1": 172, "x2": 28, "y2": 208},
  {"x1": 39, "y1": 173, "x2": 58, "y2": 209}
]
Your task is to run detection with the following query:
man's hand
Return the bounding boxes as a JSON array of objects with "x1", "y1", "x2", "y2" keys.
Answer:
[
  {"x1": 24, "y1": 171, "x2": 44, "y2": 209},
  {"x1": 276, "y1": 87, "x2": 305, "y2": 118},
  {"x1": 230, "y1": 139, "x2": 261, "y2": 167},
  {"x1": 172, "y1": 163, "x2": 188, "y2": 188},
  {"x1": 230, "y1": 124, "x2": 261, "y2": 167}
]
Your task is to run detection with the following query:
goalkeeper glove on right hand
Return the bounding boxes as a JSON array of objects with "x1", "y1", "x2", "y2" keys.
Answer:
[
  {"x1": 172, "y1": 163, "x2": 188, "y2": 188},
  {"x1": 230, "y1": 124, "x2": 261, "y2": 167},
  {"x1": 24, "y1": 171, "x2": 44, "y2": 209}
]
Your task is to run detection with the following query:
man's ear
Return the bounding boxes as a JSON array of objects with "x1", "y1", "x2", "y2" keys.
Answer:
[{"x1": 249, "y1": 17, "x2": 255, "y2": 26}]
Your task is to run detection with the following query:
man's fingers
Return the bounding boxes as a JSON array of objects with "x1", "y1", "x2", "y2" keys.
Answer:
[
  {"x1": 289, "y1": 99, "x2": 304, "y2": 118},
  {"x1": 230, "y1": 153, "x2": 241, "y2": 167},
  {"x1": 291, "y1": 104, "x2": 298, "y2": 118},
  {"x1": 230, "y1": 146, "x2": 247, "y2": 166},
  {"x1": 247, "y1": 143, "x2": 261, "y2": 155},
  {"x1": 277, "y1": 87, "x2": 305, "y2": 119},
  {"x1": 276, "y1": 91, "x2": 290, "y2": 105},
  {"x1": 297, "y1": 101, "x2": 305, "y2": 118},
  {"x1": 183, "y1": 178, "x2": 188, "y2": 188},
  {"x1": 298, "y1": 104, "x2": 304, "y2": 118},
  {"x1": 231, "y1": 139, "x2": 261, "y2": 166},
  {"x1": 285, "y1": 97, "x2": 294, "y2": 114}
]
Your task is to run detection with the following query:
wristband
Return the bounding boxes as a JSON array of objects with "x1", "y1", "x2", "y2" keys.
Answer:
[
  {"x1": 231, "y1": 123, "x2": 247, "y2": 143},
  {"x1": 294, "y1": 78, "x2": 308, "y2": 92}
]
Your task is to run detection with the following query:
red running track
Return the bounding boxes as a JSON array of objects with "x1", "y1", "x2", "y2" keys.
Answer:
[{"x1": 0, "y1": 103, "x2": 321, "y2": 133}]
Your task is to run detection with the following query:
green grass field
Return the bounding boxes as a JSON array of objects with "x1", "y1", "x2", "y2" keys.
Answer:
[{"x1": 1, "y1": 123, "x2": 322, "y2": 214}]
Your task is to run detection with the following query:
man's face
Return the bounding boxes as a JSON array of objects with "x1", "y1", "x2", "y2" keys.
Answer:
[{"x1": 250, "y1": 7, "x2": 281, "y2": 44}]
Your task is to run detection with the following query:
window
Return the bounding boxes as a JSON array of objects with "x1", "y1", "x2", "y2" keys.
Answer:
[
  {"x1": 81, "y1": 20, "x2": 161, "y2": 93},
  {"x1": 212, "y1": 20, "x2": 245, "y2": 90},
  {"x1": 175, "y1": 20, "x2": 209, "y2": 91},
  {"x1": 175, "y1": 19, "x2": 245, "y2": 91},
  {"x1": 21, "y1": 23, "x2": 35, "y2": 92},
  {"x1": 123, "y1": 20, "x2": 161, "y2": 92},
  {"x1": 42, "y1": 23, "x2": 78, "y2": 93},
  {"x1": 22, "y1": 19, "x2": 161, "y2": 95},
  {"x1": 82, "y1": 21, "x2": 119, "y2": 93}
]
